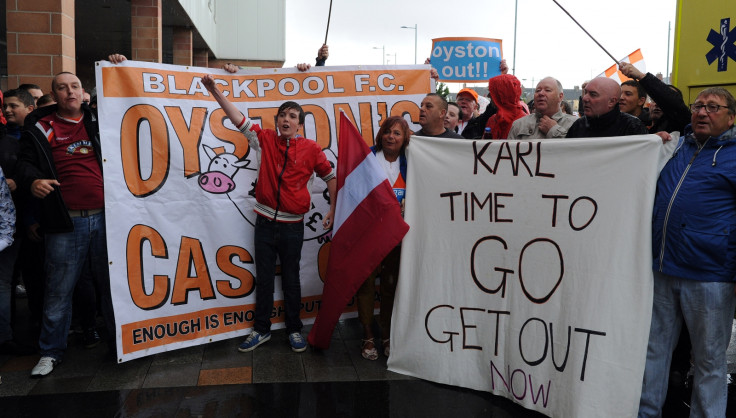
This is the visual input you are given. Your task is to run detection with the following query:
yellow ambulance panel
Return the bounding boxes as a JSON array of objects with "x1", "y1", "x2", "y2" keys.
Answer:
[{"x1": 673, "y1": 0, "x2": 736, "y2": 103}]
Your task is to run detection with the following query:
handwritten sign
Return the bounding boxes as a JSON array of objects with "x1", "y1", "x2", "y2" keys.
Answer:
[{"x1": 389, "y1": 135, "x2": 678, "y2": 417}]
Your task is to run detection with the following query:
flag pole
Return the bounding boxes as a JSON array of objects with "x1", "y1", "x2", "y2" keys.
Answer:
[
  {"x1": 324, "y1": 0, "x2": 333, "y2": 45},
  {"x1": 551, "y1": 0, "x2": 619, "y2": 65}
]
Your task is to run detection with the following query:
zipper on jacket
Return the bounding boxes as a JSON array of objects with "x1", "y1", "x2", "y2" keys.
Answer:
[
  {"x1": 271, "y1": 138, "x2": 290, "y2": 221},
  {"x1": 658, "y1": 139, "x2": 709, "y2": 271}
]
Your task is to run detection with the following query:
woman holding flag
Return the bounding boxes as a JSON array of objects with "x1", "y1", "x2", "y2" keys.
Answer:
[{"x1": 355, "y1": 116, "x2": 410, "y2": 361}]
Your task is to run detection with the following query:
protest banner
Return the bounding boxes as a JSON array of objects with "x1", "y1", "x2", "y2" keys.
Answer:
[
  {"x1": 430, "y1": 37, "x2": 503, "y2": 82},
  {"x1": 95, "y1": 61, "x2": 432, "y2": 362},
  {"x1": 388, "y1": 134, "x2": 678, "y2": 417}
]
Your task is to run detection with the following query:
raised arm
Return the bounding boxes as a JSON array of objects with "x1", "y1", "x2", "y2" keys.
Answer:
[
  {"x1": 202, "y1": 74, "x2": 245, "y2": 126},
  {"x1": 499, "y1": 59, "x2": 509, "y2": 74},
  {"x1": 316, "y1": 44, "x2": 329, "y2": 66},
  {"x1": 619, "y1": 61, "x2": 690, "y2": 132}
]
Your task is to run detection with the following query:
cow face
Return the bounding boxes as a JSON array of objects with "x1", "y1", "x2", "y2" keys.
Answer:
[{"x1": 198, "y1": 145, "x2": 251, "y2": 194}]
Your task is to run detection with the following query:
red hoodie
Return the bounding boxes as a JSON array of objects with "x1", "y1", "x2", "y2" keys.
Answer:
[{"x1": 486, "y1": 74, "x2": 527, "y2": 139}]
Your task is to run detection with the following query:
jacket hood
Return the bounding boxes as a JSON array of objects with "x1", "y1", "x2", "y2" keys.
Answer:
[
  {"x1": 488, "y1": 74, "x2": 522, "y2": 110},
  {"x1": 24, "y1": 103, "x2": 57, "y2": 127},
  {"x1": 677, "y1": 124, "x2": 736, "y2": 168},
  {"x1": 682, "y1": 123, "x2": 736, "y2": 146},
  {"x1": 24, "y1": 103, "x2": 96, "y2": 128},
  {"x1": 486, "y1": 74, "x2": 527, "y2": 139}
]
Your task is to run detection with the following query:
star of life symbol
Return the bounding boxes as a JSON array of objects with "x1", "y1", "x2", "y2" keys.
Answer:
[{"x1": 706, "y1": 17, "x2": 736, "y2": 72}]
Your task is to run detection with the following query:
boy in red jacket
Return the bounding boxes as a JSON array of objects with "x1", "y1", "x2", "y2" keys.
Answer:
[{"x1": 203, "y1": 74, "x2": 336, "y2": 353}]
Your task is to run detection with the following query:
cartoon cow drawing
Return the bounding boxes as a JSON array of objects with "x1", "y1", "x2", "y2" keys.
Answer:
[
  {"x1": 199, "y1": 144, "x2": 253, "y2": 194},
  {"x1": 198, "y1": 144, "x2": 258, "y2": 226}
]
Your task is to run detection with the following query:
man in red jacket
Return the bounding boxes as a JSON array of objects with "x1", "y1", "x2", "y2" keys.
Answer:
[{"x1": 202, "y1": 73, "x2": 336, "y2": 354}]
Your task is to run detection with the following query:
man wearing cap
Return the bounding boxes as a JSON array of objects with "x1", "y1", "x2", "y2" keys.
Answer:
[{"x1": 456, "y1": 88, "x2": 480, "y2": 135}]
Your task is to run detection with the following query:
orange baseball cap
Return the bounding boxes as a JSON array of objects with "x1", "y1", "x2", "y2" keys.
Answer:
[{"x1": 457, "y1": 88, "x2": 479, "y2": 103}]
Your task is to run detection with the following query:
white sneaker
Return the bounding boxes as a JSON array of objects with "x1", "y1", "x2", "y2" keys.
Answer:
[
  {"x1": 31, "y1": 356, "x2": 57, "y2": 377},
  {"x1": 15, "y1": 284, "x2": 26, "y2": 297}
]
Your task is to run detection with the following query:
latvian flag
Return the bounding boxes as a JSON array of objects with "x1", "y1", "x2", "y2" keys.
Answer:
[
  {"x1": 597, "y1": 49, "x2": 646, "y2": 84},
  {"x1": 307, "y1": 113, "x2": 409, "y2": 349}
]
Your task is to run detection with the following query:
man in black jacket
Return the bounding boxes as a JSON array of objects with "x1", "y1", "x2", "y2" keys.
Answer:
[
  {"x1": 17, "y1": 72, "x2": 115, "y2": 377},
  {"x1": 566, "y1": 77, "x2": 647, "y2": 138},
  {"x1": 619, "y1": 62, "x2": 691, "y2": 135}
]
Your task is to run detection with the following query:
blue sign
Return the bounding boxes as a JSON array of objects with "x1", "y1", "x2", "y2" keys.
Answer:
[{"x1": 430, "y1": 37, "x2": 503, "y2": 82}]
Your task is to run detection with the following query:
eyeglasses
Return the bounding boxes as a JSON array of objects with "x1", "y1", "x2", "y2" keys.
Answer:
[{"x1": 690, "y1": 103, "x2": 727, "y2": 113}]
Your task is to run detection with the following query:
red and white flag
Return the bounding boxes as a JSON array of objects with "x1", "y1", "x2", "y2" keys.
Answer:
[
  {"x1": 597, "y1": 48, "x2": 646, "y2": 84},
  {"x1": 307, "y1": 113, "x2": 409, "y2": 349}
]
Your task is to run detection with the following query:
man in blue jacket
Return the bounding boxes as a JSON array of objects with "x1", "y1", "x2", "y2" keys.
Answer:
[{"x1": 638, "y1": 87, "x2": 736, "y2": 418}]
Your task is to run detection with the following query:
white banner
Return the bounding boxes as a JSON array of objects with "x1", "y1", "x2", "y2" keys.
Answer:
[
  {"x1": 95, "y1": 61, "x2": 432, "y2": 362},
  {"x1": 389, "y1": 134, "x2": 678, "y2": 417}
]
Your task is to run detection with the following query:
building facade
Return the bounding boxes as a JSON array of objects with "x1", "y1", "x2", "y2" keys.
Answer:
[{"x1": 3, "y1": 0, "x2": 285, "y2": 92}]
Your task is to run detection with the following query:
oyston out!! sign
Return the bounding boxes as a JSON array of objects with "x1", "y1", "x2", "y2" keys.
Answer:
[{"x1": 430, "y1": 37, "x2": 504, "y2": 82}]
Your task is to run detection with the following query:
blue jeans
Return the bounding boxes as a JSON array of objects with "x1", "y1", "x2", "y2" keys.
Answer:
[
  {"x1": 39, "y1": 212, "x2": 115, "y2": 360},
  {"x1": 0, "y1": 238, "x2": 20, "y2": 342},
  {"x1": 253, "y1": 215, "x2": 304, "y2": 334},
  {"x1": 638, "y1": 271, "x2": 736, "y2": 418}
]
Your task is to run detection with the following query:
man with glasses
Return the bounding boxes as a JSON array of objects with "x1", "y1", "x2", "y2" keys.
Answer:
[{"x1": 638, "y1": 87, "x2": 736, "y2": 418}]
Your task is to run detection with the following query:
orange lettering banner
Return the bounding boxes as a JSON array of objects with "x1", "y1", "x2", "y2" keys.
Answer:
[
  {"x1": 96, "y1": 60, "x2": 432, "y2": 362},
  {"x1": 101, "y1": 66, "x2": 431, "y2": 101}
]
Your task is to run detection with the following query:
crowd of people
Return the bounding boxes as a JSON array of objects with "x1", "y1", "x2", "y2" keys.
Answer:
[{"x1": 0, "y1": 43, "x2": 734, "y2": 418}]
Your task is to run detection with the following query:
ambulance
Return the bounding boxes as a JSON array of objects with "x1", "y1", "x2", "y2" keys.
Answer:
[{"x1": 673, "y1": 0, "x2": 736, "y2": 103}]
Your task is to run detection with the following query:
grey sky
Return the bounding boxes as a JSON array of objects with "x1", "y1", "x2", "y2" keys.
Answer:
[{"x1": 285, "y1": 0, "x2": 677, "y2": 91}]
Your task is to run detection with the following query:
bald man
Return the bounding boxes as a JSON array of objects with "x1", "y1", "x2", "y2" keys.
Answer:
[
  {"x1": 566, "y1": 77, "x2": 647, "y2": 138},
  {"x1": 18, "y1": 71, "x2": 115, "y2": 377}
]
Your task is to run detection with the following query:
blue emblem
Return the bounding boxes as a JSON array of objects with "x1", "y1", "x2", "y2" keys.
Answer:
[{"x1": 706, "y1": 18, "x2": 736, "y2": 72}]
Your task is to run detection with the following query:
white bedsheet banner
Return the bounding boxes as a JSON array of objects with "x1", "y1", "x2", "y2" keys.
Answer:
[
  {"x1": 95, "y1": 61, "x2": 432, "y2": 362},
  {"x1": 388, "y1": 134, "x2": 678, "y2": 417}
]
